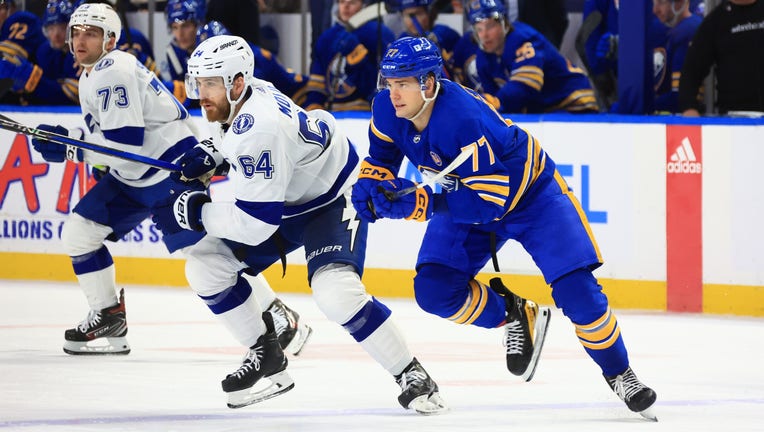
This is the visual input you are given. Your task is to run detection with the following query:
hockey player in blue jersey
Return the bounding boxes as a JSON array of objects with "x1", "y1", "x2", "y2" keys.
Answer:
[
  {"x1": 303, "y1": 0, "x2": 395, "y2": 111},
  {"x1": 20, "y1": 0, "x2": 80, "y2": 105},
  {"x1": 469, "y1": 0, "x2": 598, "y2": 113},
  {"x1": 0, "y1": 0, "x2": 46, "y2": 102},
  {"x1": 353, "y1": 36, "x2": 658, "y2": 420},
  {"x1": 164, "y1": 0, "x2": 201, "y2": 84},
  {"x1": 151, "y1": 34, "x2": 446, "y2": 413},
  {"x1": 451, "y1": 30, "x2": 481, "y2": 91},
  {"x1": 388, "y1": 0, "x2": 460, "y2": 80},
  {"x1": 197, "y1": 20, "x2": 309, "y2": 106},
  {"x1": 652, "y1": 0, "x2": 701, "y2": 113}
]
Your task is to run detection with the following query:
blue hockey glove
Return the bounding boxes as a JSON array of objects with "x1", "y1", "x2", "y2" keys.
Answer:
[
  {"x1": 371, "y1": 178, "x2": 433, "y2": 222},
  {"x1": 0, "y1": 56, "x2": 42, "y2": 93},
  {"x1": 31, "y1": 124, "x2": 84, "y2": 163},
  {"x1": 332, "y1": 31, "x2": 361, "y2": 56},
  {"x1": 152, "y1": 190, "x2": 211, "y2": 234},
  {"x1": 595, "y1": 32, "x2": 618, "y2": 62},
  {"x1": 351, "y1": 157, "x2": 397, "y2": 222},
  {"x1": 178, "y1": 138, "x2": 223, "y2": 181}
]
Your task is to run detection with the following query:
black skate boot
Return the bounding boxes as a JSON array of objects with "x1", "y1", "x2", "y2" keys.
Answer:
[
  {"x1": 395, "y1": 357, "x2": 448, "y2": 415},
  {"x1": 489, "y1": 278, "x2": 551, "y2": 381},
  {"x1": 63, "y1": 288, "x2": 130, "y2": 355},
  {"x1": 604, "y1": 366, "x2": 658, "y2": 421},
  {"x1": 222, "y1": 312, "x2": 295, "y2": 408},
  {"x1": 266, "y1": 298, "x2": 313, "y2": 356}
]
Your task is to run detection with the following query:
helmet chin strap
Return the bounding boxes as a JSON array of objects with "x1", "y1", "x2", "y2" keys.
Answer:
[
  {"x1": 407, "y1": 80, "x2": 440, "y2": 122},
  {"x1": 666, "y1": 0, "x2": 688, "y2": 27},
  {"x1": 224, "y1": 81, "x2": 251, "y2": 124},
  {"x1": 79, "y1": 40, "x2": 110, "y2": 68}
]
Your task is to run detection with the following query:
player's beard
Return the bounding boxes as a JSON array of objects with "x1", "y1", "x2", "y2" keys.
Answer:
[{"x1": 202, "y1": 99, "x2": 231, "y2": 123}]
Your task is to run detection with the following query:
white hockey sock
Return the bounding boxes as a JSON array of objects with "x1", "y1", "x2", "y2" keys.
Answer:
[
  {"x1": 358, "y1": 318, "x2": 414, "y2": 376},
  {"x1": 214, "y1": 290, "x2": 267, "y2": 348},
  {"x1": 78, "y1": 265, "x2": 118, "y2": 311},
  {"x1": 243, "y1": 273, "x2": 277, "y2": 310}
]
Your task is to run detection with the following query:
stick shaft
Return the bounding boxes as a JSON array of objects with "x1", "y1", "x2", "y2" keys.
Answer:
[
  {"x1": 0, "y1": 114, "x2": 181, "y2": 171},
  {"x1": 392, "y1": 147, "x2": 472, "y2": 198}
]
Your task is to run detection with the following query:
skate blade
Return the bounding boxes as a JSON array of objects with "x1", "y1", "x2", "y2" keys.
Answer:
[
  {"x1": 521, "y1": 307, "x2": 551, "y2": 382},
  {"x1": 226, "y1": 370, "x2": 295, "y2": 409},
  {"x1": 285, "y1": 324, "x2": 313, "y2": 356},
  {"x1": 409, "y1": 392, "x2": 449, "y2": 415},
  {"x1": 63, "y1": 337, "x2": 131, "y2": 356},
  {"x1": 639, "y1": 406, "x2": 658, "y2": 422}
]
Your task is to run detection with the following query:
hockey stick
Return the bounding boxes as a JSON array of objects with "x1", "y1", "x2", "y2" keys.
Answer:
[
  {"x1": 346, "y1": 3, "x2": 388, "y2": 30},
  {"x1": 0, "y1": 113, "x2": 181, "y2": 171},
  {"x1": 383, "y1": 147, "x2": 473, "y2": 200}
]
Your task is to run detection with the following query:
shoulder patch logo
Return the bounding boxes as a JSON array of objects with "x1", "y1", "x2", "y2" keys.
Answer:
[
  {"x1": 232, "y1": 113, "x2": 255, "y2": 134},
  {"x1": 95, "y1": 58, "x2": 114, "y2": 71}
]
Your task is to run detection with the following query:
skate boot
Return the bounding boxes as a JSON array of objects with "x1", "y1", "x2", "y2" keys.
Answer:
[
  {"x1": 604, "y1": 366, "x2": 658, "y2": 421},
  {"x1": 222, "y1": 312, "x2": 295, "y2": 408},
  {"x1": 489, "y1": 278, "x2": 551, "y2": 381},
  {"x1": 395, "y1": 357, "x2": 448, "y2": 415},
  {"x1": 63, "y1": 288, "x2": 130, "y2": 355},
  {"x1": 266, "y1": 298, "x2": 313, "y2": 356}
]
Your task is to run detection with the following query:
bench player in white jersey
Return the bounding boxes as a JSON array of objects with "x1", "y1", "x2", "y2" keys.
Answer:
[
  {"x1": 151, "y1": 35, "x2": 447, "y2": 413},
  {"x1": 29, "y1": 3, "x2": 310, "y2": 358}
]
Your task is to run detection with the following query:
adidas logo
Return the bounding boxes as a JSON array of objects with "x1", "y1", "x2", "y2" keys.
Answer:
[{"x1": 667, "y1": 137, "x2": 702, "y2": 174}]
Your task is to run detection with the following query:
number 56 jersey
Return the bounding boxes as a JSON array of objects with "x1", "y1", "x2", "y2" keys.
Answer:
[{"x1": 202, "y1": 77, "x2": 360, "y2": 247}]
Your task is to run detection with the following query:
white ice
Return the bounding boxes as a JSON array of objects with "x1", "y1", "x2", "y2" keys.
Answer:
[{"x1": 1, "y1": 280, "x2": 762, "y2": 432}]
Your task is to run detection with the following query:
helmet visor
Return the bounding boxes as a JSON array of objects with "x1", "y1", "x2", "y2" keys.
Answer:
[{"x1": 184, "y1": 75, "x2": 226, "y2": 100}]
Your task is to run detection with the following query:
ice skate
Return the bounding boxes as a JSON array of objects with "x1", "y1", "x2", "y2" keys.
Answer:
[
  {"x1": 490, "y1": 278, "x2": 551, "y2": 381},
  {"x1": 266, "y1": 298, "x2": 313, "y2": 356},
  {"x1": 63, "y1": 288, "x2": 130, "y2": 355},
  {"x1": 222, "y1": 312, "x2": 294, "y2": 408},
  {"x1": 604, "y1": 366, "x2": 658, "y2": 421},
  {"x1": 395, "y1": 357, "x2": 448, "y2": 415}
]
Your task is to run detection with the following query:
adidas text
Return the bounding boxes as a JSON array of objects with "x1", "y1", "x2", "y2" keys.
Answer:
[{"x1": 667, "y1": 160, "x2": 702, "y2": 174}]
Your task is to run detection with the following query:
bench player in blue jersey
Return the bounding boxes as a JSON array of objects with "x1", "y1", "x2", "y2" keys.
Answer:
[{"x1": 352, "y1": 36, "x2": 658, "y2": 420}]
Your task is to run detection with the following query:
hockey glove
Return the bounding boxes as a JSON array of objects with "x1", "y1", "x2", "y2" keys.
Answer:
[
  {"x1": 352, "y1": 157, "x2": 397, "y2": 222},
  {"x1": 152, "y1": 190, "x2": 211, "y2": 234},
  {"x1": 371, "y1": 178, "x2": 433, "y2": 222},
  {"x1": 178, "y1": 138, "x2": 224, "y2": 183},
  {"x1": 31, "y1": 124, "x2": 84, "y2": 163},
  {"x1": 595, "y1": 32, "x2": 618, "y2": 62},
  {"x1": 0, "y1": 55, "x2": 42, "y2": 93}
]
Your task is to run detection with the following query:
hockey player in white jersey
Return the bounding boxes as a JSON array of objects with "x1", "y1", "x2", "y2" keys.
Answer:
[
  {"x1": 29, "y1": 3, "x2": 310, "y2": 358},
  {"x1": 152, "y1": 34, "x2": 447, "y2": 414}
]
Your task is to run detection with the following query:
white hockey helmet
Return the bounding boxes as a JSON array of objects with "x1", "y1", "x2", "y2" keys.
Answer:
[
  {"x1": 186, "y1": 35, "x2": 255, "y2": 122},
  {"x1": 67, "y1": 3, "x2": 122, "y2": 66}
]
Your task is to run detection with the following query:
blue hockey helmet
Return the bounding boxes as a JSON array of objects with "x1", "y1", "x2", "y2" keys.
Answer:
[
  {"x1": 389, "y1": 0, "x2": 432, "y2": 11},
  {"x1": 165, "y1": 0, "x2": 201, "y2": 26},
  {"x1": 465, "y1": 0, "x2": 507, "y2": 25},
  {"x1": 196, "y1": 20, "x2": 230, "y2": 45},
  {"x1": 43, "y1": 0, "x2": 74, "y2": 27},
  {"x1": 379, "y1": 36, "x2": 442, "y2": 88}
]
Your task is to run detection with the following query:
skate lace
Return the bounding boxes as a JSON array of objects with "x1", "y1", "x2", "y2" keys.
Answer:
[
  {"x1": 612, "y1": 371, "x2": 645, "y2": 402},
  {"x1": 503, "y1": 320, "x2": 525, "y2": 355},
  {"x1": 232, "y1": 346, "x2": 264, "y2": 379},
  {"x1": 77, "y1": 310, "x2": 102, "y2": 332},
  {"x1": 397, "y1": 368, "x2": 428, "y2": 391}
]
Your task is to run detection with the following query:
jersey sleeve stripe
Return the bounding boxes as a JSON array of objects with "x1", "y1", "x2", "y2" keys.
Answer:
[
  {"x1": 103, "y1": 126, "x2": 145, "y2": 147},
  {"x1": 370, "y1": 118, "x2": 394, "y2": 143}
]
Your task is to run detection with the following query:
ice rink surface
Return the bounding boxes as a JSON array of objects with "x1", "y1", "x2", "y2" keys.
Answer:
[{"x1": 1, "y1": 280, "x2": 762, "y2": 432}]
